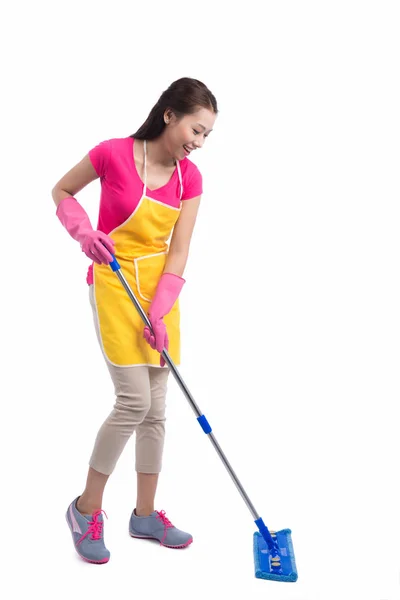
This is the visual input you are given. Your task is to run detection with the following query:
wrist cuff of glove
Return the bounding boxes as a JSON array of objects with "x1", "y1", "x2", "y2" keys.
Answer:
[
  {"x1": 56, "y1": 196, "x2": 93, "y2": 242},
  {"x1": 148, "y1": 272, "x2": 185, "y2": 319},
  {"x1": 160, "y1": 273, "x2": 186, "y2": 295},
  {"x1": 55, "y1": 196, "x2": 78, "y2": 216},
  {"x1": 163, "y1": 272, "x2": 186, "y2": 285}
]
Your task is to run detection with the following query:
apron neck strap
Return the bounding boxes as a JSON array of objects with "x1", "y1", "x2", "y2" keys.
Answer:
[{"x1": 143, "y1": 140, "x2": 147, "y2": 195}]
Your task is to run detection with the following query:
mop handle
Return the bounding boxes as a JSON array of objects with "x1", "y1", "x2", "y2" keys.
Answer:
[{"x1": 108, "y1": 254, "x2": 277, "y2": 553}]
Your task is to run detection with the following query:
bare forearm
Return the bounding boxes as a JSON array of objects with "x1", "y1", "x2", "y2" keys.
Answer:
[
  {"x1": 52, "y1": 186, "x2": 74, "y2": 208},
  {"x1": 51, "y1": 154, "x2": 99, "y2": 208},
  {"x1": 164, "y1": 251, "x2": 189, "y2": 278}
]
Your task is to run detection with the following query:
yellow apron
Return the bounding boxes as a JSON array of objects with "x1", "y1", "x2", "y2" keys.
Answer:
[{"x1": 93, "y1": 140, "x2": 183, "y2": 367}]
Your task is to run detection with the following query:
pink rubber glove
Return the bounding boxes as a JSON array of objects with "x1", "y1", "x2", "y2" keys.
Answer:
[
  {"x1": 56, "y1": 196, "x2": 115, "y2": 264},
  {"x1": 143, "y1": 273, "x2": 185, "y2": 366}
]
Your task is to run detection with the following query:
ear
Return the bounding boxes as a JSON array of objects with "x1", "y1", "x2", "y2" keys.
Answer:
[{"x1": 164, "y1": 110, "x2": 173, "y2": 124}]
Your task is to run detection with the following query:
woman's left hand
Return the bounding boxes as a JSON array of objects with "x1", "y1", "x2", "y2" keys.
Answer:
[
  {"x1": 143, "y1": 272, "x2": 185, "y2": 366},
  {"x1": 143, "y1": 318, "x2": 169, "y2": 367}
]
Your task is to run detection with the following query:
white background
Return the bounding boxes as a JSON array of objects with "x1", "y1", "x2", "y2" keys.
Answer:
[{"x1": 1, "y1": 1, "x2": 399, "y2": 599}]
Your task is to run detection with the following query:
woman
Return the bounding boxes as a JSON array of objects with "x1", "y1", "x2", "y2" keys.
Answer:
[{"x1": 52, "y1": 77, "x2": 218, "y2": 564}]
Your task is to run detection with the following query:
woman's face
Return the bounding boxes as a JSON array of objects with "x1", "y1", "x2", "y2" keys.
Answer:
[{"x1": 165, "y1": 107, "x2": 216, "y2": 161}]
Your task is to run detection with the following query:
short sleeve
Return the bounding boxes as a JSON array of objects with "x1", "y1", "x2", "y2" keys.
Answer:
[
  {"x1": 88, "y1": 139, "x2": 112, "y2": 178},
  {"x1": 181, "y1": 162, "x2": 203, "y2": 200}
]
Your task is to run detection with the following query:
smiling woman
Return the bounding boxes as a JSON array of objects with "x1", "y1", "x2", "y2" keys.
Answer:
[
  {"x1": 51, "y1": 77, "x2": 218, "y2": 564},
  {"x1": 182, "y1": 120, "x2": 212, "y2": 155}
]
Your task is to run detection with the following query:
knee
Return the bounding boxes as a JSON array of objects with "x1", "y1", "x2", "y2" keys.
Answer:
[
  {"x1": 114, "y1": 391, "x2": 151, "y2": 423},
  {"x1": 143, "y1": 407, "x2": 166, "y2": 424}
]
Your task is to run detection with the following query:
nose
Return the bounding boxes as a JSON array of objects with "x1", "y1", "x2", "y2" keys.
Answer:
[{"x1": 193, "y1": 137, "x2": 204, "y2": 150}]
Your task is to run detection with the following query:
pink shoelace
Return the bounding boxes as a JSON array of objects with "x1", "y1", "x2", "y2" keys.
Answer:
[
  {"x1": 78, "y1": 509, "x2": 108, "y2": 545},
  {"x1": 156, "y1": 510, "x2": 174, "y2": 545}
]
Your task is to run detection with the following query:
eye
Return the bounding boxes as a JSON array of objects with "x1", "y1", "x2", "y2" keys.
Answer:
[{"x1": 192, "y1": 129, "x2": 200, "y2": 135}]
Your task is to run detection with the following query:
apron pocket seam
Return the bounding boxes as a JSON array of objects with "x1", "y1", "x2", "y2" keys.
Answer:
[{"x1": 134, "y1": 252, "x2": 167, "y2": 303}]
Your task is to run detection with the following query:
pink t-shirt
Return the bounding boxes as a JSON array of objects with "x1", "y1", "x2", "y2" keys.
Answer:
[{"x1": 86, "y1": 136, "x2": 203, "y2": 284}]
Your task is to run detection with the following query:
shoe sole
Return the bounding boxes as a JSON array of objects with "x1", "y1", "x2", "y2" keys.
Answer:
[
  {"x1": 129, "y1": 531, "x2": 193, "y2": 549},
  {"x1": 66, "y1": 513, "x2": 110, "y2": 564},
  {"x1": 76, "y1": 549, "x2": 109, "y2": 564}
]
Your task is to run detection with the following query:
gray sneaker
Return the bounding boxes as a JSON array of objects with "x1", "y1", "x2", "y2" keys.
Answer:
[
  {"x1": 129, "y1": 509, "x2": 193, "y2": 548},
  {"x1": 65, "y1": 496, "x2": 110, "y2": 564}
]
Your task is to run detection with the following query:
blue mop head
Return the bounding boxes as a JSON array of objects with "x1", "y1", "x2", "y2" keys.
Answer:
[{"x1": 253, "y1": 528, "x2": 298, "y2": 582}]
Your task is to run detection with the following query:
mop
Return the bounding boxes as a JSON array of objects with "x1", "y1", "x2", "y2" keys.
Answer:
[{"x1": 108, "y1": 255, "x2": 298, "y2": 582}]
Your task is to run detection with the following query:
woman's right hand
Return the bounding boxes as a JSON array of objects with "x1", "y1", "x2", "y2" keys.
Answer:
[
  {"x1": 56, "y1": 196, "x2": 115, "y2": 265},
  {"x1": 80, "y1": 230, "x2": 115, "y2": 264}
]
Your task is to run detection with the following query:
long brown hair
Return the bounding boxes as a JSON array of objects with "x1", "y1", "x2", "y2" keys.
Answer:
[{"x1": 130, "y1": 77, "x2": 218, "y2": 140}]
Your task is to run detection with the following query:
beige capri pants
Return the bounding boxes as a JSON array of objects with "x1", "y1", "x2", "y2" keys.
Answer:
[{"x1": 88, "y1": 285, "x2": 169, "y2": 476}]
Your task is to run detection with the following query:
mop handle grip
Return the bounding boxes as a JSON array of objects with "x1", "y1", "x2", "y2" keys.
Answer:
[{"x1": 108, "y1": 253, "x2": 120, "y2": 272}]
